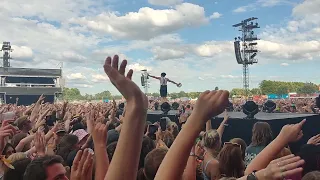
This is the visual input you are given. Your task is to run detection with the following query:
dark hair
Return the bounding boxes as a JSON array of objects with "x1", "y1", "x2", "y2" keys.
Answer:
[
  {"x1": 139, "y1": 136, "x2": 156, "y2": 169},
  {"x1": 2, "y1": 143, "x2": 16, "y2": 156},
  {"x1": 23, "y1": 155, "x2": 64, "y2": 180},
  {"x1": 4, "y1": 158, "x2": 31, "y2": 180},
  {"x1": 218, "y1": 145, "x2": 245, "y2": 178},
  {"x1": 144, "y1": 148, "x2": 168, "y2": 180},
  {"x1": 11, "y1": 133, "x2": 27, "y2": 148},
  {"x1": 230, "y1": 138, "x2": 247, "y2": 160},
  {"x1": 316, "y1": 95, "x2": 320, "y2": 108},
  {"x1": 251, "y1": 122, "x2": 273, "y2": 146},
  {"x1": 11, "y1": 133, "x2": 29, "y2": 152},
  {"x1": 55, "y1": 134, "x2": 79, "y2": 162},
  {"x1": 107, "y1": 141, "x2": 118, "y2": 162}
]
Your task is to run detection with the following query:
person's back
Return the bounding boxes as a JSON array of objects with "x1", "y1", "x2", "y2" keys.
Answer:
[{"x1": 244, "y1": 145, "x2": 265, "y2": 166}]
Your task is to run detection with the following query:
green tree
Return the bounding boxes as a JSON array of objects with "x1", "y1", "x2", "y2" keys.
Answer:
[
  {"x1": 63, "y1": 88, "x2": 83, "y2": 100},
  {"x1": 94, "y1": 91, "x2": 112, "y2": 100},
  {"x1": 297, "y1": 83, "x2": 318, "y2": 94},
  {"x1": 276, "y1": 84, "x2": 288, "y2": 95},
  {"x1": 230, "y1": 88, "x2": 246, "y2": 97},
  {"x1": 151, "y1": 92, "x2": 160, "y2": 97},
  {"x1": 250, "y1": 88, "x2": 262, "y2": 95},
  {"x1": 188, "y1": 92, "x2": 201, "y2": 99},
  {"x1": 177, "y1": 91, "x2": 188, "y2": 97}
]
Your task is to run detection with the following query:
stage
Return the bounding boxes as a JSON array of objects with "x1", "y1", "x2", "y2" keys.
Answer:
[{"x1": 147, "y1": 110, "x2": 320, "y2": 153}]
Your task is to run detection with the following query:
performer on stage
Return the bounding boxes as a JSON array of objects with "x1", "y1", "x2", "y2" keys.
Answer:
[{"x1": 148, "y1": 72, "x2": 181, "y2": 102}]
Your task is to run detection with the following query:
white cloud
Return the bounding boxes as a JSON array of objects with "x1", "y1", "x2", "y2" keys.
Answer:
[
  {"x1": 11, "y1": 45, "x2": 33, "y2": 60},
  {"x1": 198, "y1": 77, "x2": 204, "y2": 80},
  {"x1": 258, "y1": 40, "x2": 320, "y2": 61},
  {"x1": 92, "y1": 74, "x2": 109, "y2": 82},
  {"x1": 210, "y1": 12, "x2": 222, "y2": 19},
  {"x1": 281, "y1": 63, "x2": 289, "y2": 66},
  {"x1": 0, "y1": 0, "x2": 103, "y2": 22},
  {"x1": 233, "y1": 0, "x2": 291, "y2": 13},
  {"x1": 292, "y1": 0, "x2": 320, "y2": 17},
  {"x1": 59, "y1": 51, "x2": 87, "y2": 62},
  {"x1": 70, "y1": 3, "x2": 208, "y2": 40},
  {"x1": 152, "y1": 46, "x2": 185, "y2": 60},
  {"x1": 233, "y1": 6, "x2": 248, "y2": 13},
  {"x1": 73, "y1": 84, "x2": 94, "y2": 88},
  {"x1": 148, "y1": 0, "x2": 183, "y2": 6},
  {"x1": 194, "y1": 41, "x2": 233, "y2": 57},
  {"x1": 220, "y1": 75, "x2": 240, "y2": 79},
  {"x1": 67, "y1": 73, "x2": 87, "y2": 80},
  {"x1": 127, "y1": 63, "x2": 153, "y2": 72}
]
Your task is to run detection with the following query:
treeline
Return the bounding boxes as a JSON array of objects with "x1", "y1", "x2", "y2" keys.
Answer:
[
  {"x1": 62, "y1": 81, "x2": 319, "y2": 100},
  {"x1": 259, "y1": 80, "x2": 318, "y2": 95},
  {"x1": 62, "y1": 88, "x2": 122, "y2": 101}
]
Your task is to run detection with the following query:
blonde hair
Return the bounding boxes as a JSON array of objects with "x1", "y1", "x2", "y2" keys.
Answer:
[
  {"x1": 8, "y1": 152, "x2": 27, "y2": 163},
  {"x1": 202, "y1": 129, "x2": 221, "y2": 154}
]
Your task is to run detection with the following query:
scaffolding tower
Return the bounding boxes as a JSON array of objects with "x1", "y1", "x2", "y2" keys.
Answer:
[{"x1": 233, "y1": 17, "x2": 260, "y2": 96}]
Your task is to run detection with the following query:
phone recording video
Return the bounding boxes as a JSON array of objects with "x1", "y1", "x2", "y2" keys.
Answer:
[
  {"x1": 159, "y1": 118, "x2": 167, "y2": 131},
  {"x1": 46, "y1": 115, "x2": 57, "y2": 126},
  {"x1": 148, "y1": 125, "x2": 158, "y2": 135}
]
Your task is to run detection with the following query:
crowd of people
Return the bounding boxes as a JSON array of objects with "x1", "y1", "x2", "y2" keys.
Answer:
[{"x1": 0, "y1": 55, "x2": 319, "y2": 180}]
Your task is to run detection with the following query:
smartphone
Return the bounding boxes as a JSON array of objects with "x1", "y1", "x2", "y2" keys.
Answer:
[
  {"x1": 159, "y1": 118, "x2": 167, "y2": 131},
  {"x1": 148, "y1": 125, "x2": 158, "y2": 134},
  {"x1": 46, "y1": 115, "x2": 57, "y2": 126}
]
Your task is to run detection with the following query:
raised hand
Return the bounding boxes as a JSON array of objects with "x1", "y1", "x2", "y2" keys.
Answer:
[
  {"x1": 103, "y1": 55, "x2": 148, "y2": 180},
  {"x1": 278, "y1": 119, "x2": 306, "y2": 143},
  {"x1": 307, "y1": 134, "x2": 320, "y2": 145},
  {"x1": 92, "y1": 123, "x2": 109, "y2": 180},
  {"x1": 92, "y1": 122, "x2": 107, "y2": 147},
  {"x1": 34, "y1": 132, "x2": 46, "y2": 157},
  {"x1": 257, "y1": 154, "x2": 304, "y2": 180},
  {"x1": 192, "y1": 90, "x2": 230, "y2": 122},
  {"x1": 0, "y1": 124, "x2": 17, "y2": 153},
  {"x1": 70, "y1": 149, "x2": 94, "y2": 180},
  {"x1": 103, "y1": 55, "x2": 147, "y2": 108}
]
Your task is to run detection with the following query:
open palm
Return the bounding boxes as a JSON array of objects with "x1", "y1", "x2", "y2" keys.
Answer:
[{"x1": 103, "y1": 55, "x2": 147, "y2": 107}]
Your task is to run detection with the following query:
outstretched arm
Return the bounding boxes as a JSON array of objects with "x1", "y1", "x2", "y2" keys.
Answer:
[
  {"x1": 155, "y1": 90, "x2": 229, "y2": 180},
  {"x1": 167, "y1": 78, "x2": 178, "y2": 85},
  {"x1": 149, "y1": 75, "x2": 160, "y2": 80},
  {"x1": 103, "y1": 55, "x2": 148, "y2": 180}
]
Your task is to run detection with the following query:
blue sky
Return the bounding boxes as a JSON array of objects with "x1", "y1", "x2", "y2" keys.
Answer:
[{"x1": 0, "y1": 0, "x2": 319, "y2": 95}]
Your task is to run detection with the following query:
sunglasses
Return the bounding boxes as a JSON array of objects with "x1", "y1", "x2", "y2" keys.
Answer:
[{"x1": 224, "y1": 142, "x2": 241, "y2": 149}]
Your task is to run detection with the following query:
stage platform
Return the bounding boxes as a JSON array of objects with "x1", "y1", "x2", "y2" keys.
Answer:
[
  {"x1": 147, "y1": 110, "x2": 320, "y2": 154},
  {"x1": 147, "y1": 110, "x2": 317, "y2": 120}
]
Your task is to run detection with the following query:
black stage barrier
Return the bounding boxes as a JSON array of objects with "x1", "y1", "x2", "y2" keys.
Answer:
[{"x1": 147, "y1": 111, "x2": 320, "y2": 154}]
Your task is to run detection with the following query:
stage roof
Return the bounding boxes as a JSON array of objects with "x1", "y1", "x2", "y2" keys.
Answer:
[{"x1": 0, "y1": 67, "x2": 62, "y2": 77}]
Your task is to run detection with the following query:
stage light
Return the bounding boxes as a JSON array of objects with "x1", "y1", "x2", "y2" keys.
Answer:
[
  {"x1": 243, "y1": 101, "x2": 259, "y2": 119},
  {"x1": 171, "y1": 102, "x2": 179, "y2": 110},
  {"x1": 161, "y1": 102, "x2": 171, "y2": 114},
  {"x1": 250, "y1": 53, "x2": 257, "y2": 59},
  {"x1": 263, "y1": 100, "x2": 276, "y2": 113}
]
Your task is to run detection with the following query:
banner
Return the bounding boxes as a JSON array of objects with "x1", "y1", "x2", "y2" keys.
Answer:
[{"x1": 267, "y1": 94, "x2": 289, "y2": 99}]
